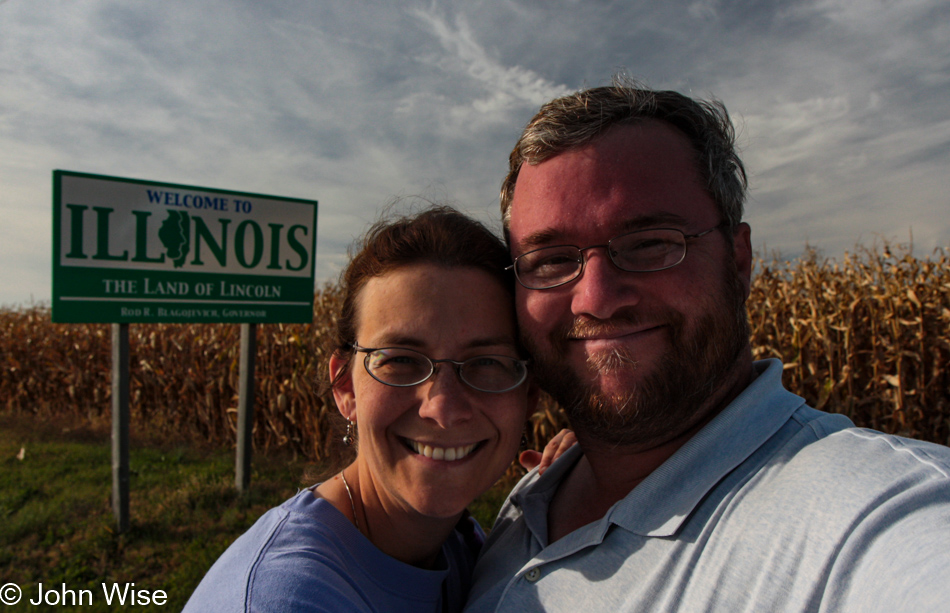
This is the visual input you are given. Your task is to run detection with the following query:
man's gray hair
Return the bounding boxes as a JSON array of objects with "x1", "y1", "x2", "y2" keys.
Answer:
[{"x1": 501, "y1": 76, "x2": 747, "y2": 237}]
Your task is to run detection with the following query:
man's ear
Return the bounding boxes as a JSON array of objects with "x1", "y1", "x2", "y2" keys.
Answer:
[
  {"x1": 329, "y1": 352, "x2": 356, "y2": 421},
  {"x1": 732, "y1": 222, "x2": 753, "y2": 299}
]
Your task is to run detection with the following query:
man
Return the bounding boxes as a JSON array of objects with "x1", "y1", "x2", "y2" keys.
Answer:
[{"x1": 465, "y1": 80, "x2": 950, "y2": 612}]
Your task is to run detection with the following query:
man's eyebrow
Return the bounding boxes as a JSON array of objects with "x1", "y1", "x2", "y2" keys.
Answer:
[
  {"x1": 517, "y1": 213, "x2": 693, "y2": 251},
  {"x1": 618, "y1": 213, "x2": 691, "y2": 231},
  {"x1": 517, "y1": 228, "x2": 564, "y2": 251}
]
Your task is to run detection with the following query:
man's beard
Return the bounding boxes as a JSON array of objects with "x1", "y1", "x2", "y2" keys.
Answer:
[{"x1": 525, "y1": 262, "x2": 750, "y2": 448}]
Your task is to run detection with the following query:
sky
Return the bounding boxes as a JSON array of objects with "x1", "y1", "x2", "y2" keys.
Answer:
[{"x1": 2, "y1": 0, "x2": 949, "y2": 308}]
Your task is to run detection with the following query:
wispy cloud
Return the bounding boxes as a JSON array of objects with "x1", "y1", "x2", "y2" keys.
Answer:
[
  {"x1": 410, "y1": 7, "x2": 572, "y2": 113},
  {"x1": 0, "y1": 0, "x2": 948, "y2": 306}
]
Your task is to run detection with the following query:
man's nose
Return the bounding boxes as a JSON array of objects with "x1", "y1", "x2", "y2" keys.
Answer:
[
  {"x1": 416, "y1": 366, "x2": 475, "y2": 428},
  {"x1": 570, "y1": 248, "x2": 642, "y2": 320}
]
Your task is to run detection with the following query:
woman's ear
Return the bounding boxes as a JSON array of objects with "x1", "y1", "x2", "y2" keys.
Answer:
[{"x1": 329, "y1": 352, "x2": 356, "y2": 421}]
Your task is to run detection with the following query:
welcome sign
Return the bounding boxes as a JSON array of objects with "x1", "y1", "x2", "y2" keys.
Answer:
[{"x1": 52, "y1": 171, "x2": 318, "y2": 323}]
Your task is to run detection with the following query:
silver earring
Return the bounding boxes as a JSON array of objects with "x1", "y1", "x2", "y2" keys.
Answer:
[{"x1": 343, "y1": 420, "x2": 355, "y2": 446}]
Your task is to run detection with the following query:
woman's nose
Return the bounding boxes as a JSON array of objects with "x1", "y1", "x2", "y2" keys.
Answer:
[{"x1": 416, "y1": 366, "x2": 475, "y2": 428}]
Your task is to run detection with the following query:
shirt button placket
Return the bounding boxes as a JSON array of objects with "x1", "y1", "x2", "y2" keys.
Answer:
[{"x1": 524, "y1": 567, "x2": 541, "y2": 583}]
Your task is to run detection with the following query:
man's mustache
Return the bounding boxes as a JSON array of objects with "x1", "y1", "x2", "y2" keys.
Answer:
[{"x1": 551, "y1": 307, "x2": 684, "y2": 345}]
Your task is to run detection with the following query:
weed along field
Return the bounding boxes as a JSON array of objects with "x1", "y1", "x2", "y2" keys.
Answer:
[{"x1": 1, "y1": 243, "x2": 949, "y2": 611}]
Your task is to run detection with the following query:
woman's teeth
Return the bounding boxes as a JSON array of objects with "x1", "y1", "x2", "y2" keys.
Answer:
[{"x1": 407, "y1": 440, "x2": 477, "y2": 461}]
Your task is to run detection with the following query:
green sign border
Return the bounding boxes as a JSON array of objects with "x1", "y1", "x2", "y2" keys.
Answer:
[{"x1": 52, "y1": 171, "x2": 318, "y2": 324}]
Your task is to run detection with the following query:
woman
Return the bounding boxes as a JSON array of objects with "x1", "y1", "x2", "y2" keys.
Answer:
[{"x1": 184, "y1": 206, "x2": 557, "y2": 612}]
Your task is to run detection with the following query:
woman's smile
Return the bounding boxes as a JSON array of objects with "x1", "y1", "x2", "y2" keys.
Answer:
[{"x1": 402, "y1": 438, "x2": 482, "y2": 462}]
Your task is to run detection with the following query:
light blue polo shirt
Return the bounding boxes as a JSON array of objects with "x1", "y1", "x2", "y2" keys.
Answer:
[{"x1": 465, "y1": 359, "x2": 950, "y2": 612}]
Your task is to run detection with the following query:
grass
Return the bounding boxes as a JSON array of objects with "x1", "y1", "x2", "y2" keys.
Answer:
[
  {"x1": 0, "y1": 413, "x2": 312, "y2": 611},
  {"x1": 0, "y1": 412, "x2": 515, "y2": 612}
]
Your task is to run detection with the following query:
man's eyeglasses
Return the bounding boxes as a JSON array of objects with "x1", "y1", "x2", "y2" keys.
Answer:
[
  {"x1": 507, "y1": 224, "x2": 726, "y2": 290},
  {"x1": 351, "y1": 345, "x2": 529, "y2": 393}
]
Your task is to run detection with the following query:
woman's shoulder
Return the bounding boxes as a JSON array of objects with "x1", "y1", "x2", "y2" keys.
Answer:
[
  {"x1": 185, "y1": 490, "x2": 486, "y2": 612},
  {"x1": 258, "y1": 488, "x2": 364, "y2": 563},
  {"x1": 183, "y1": 489, "x2": 360, "y2": 612}
]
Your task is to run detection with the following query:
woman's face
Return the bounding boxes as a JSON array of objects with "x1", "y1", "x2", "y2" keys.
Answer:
[{"x1": 330, "y1": 263, "x2": 532, "y2": 520}]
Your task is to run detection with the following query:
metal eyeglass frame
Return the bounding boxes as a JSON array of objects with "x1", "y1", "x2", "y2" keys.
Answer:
[
  {"x1": 506, "y1": 222, "x2": 727, "y2": 290},
  {"x1": 351, "y1": 344, "x2": 529, "y2": 393}
]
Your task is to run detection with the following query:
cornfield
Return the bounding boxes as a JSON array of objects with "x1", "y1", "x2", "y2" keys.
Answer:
[
  {"x1": 748, "y1": 245, "x2": 950, "y2": 444},
  {"x1": 2, "y1": 244, "x2": 949, "y2": 459}
]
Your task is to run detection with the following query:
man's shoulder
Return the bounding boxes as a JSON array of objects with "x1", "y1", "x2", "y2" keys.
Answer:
[
  {"x1": 734, "y1": 363, "x2": 949, "y2": 489},
  {"x1": 720, "y1": 414, "x2": 950, "y2": 552},
  {"x1": 777, "y1": 406, "x2": 950, "y2": 472},
  {"x1": 784, "y1": 423, "x2": 950, "y2": 490}
]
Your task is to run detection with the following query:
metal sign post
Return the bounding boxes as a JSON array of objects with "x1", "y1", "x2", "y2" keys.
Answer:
[
  {"x1": 111, "y1": 323, "x2": 130, "y2": 533},
  {"x1": 236, "y1": 323, "x2": 256, "y2": 493}
]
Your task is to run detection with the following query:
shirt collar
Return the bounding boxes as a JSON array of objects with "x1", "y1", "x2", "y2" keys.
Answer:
[
  {"x1": 609, "y1": 358, "x2": 806, "y2": 536},
  {"x1": 511, "y1": 359, "x2": 807, "y2": 543}
]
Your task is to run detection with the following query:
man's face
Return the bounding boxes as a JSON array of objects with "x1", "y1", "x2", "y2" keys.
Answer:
[{"x1": 508, "y1": 121, "x2": 753, "y2": 447}]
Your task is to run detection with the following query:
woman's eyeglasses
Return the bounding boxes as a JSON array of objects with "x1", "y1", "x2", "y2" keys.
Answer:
[{"x1": 351, "y1": 345, "x2": 529, "y2": 393}]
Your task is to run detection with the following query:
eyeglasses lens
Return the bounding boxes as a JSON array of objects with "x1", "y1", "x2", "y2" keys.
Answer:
[
  {"x1": 460, "y1": 356, "x2": 527, "y2": 392},
  {"x1": 365, "y1": 348, "x2": 432, "y2": 386},
  {"x1": 610, "y1": 229, "x2": 686, "y2": 272},
  {"x1": 515, "y1": 247, "x2": 583, "y2": 288}
]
